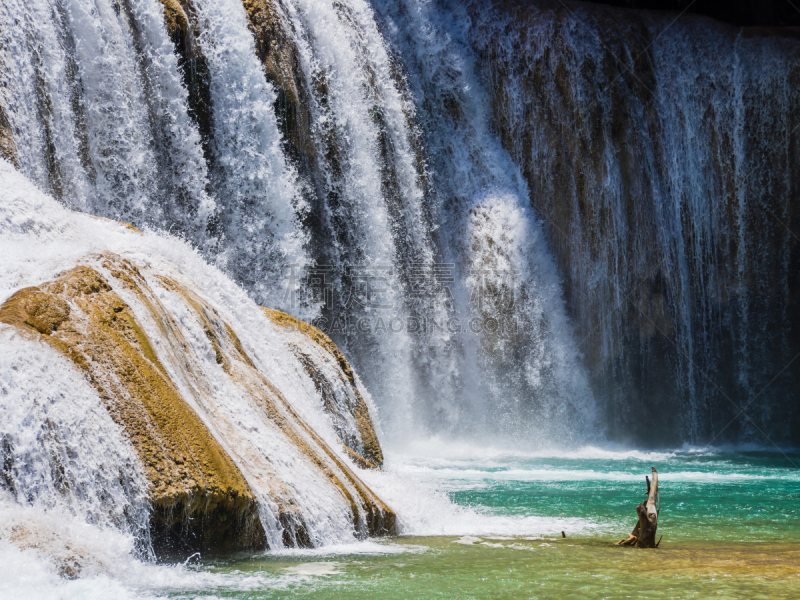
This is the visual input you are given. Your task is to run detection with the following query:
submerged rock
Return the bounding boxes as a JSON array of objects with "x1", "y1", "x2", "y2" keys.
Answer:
[{"x1": 4, "y1": 522, "x2": 91, "y2": 580}]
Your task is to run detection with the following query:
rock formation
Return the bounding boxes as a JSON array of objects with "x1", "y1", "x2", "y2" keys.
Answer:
[
  {"x1": 241, "y1": 0, "x2": 315, "y2": 160},
  {"x1": 0, "y1": 252, "x2": 395, "y2": 555},
  {"x1": 0, "y1": 103, "x2": 16, "y2": 166},
  {"x1": 263, "y1": 308, "x2": 384, "y2": 468}
]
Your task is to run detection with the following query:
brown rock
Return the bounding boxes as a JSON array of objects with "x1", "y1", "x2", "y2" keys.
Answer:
[
  {"x1": 0, "y1": 253, "x2": 397, "y2": 550},
  {"x1": 0, "y1": 102, "x2": 17, "y2": 167},
  {"x1": 0, "y1": 262, "x2": 265, "y2": 554},
  {"x1": 241, "y1": 0, "x2": 315, "y2": 158},
  {"x1": 263, "y1": 307, "x2": 385, "y2": 468}
]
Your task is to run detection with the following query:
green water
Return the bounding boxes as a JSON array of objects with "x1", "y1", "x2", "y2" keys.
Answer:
[
  {"x1": 440, "y1": 450, "x2": 800, "y2": 543},
  {"x1": 167, "y1": 448, "x2": 800, "y2": 599}
]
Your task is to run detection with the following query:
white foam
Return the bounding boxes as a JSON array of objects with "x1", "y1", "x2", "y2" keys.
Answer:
[
  {"x1": 395, "y1": 467, "x2": 796, "y2": 484},
  {"x1": 284, "y1": 561, "x2": 343, "y2": 575},
  {"x1": 358, "y1": 463, "x2": 603, "y2": 538},
  {"x1": 0, "y1": 501, "x2": 312, "y2": 598},
  {"x1": 266, "y1": 540, "x2": 426, "y2": 557},
  {"x1": 387, "y1": 437, "x2": 679, "y2": 462}
]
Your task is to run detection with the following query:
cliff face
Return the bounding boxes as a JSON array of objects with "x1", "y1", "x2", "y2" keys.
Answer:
[
  {"x1": 0, "y1": 166, "x2": 396, "y2": 555},
  {"x1": 581, "y1": 1, "x2": 800, "y2": 27},
  {"x1": 468, "y1": 0, "x2": 800, "y2": 443}
]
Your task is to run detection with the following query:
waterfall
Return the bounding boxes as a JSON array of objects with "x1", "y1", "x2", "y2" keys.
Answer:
[
  {"x1": 370, "y1": 0, "x2": 596, "y2": 439},
  {"x1": 1, "y1": 0, "x2": 797, "y2": 452},
  {"x1": 272, "y1": 0, "x2": 441, "y2": 437},
  {"x1": 1, "y1": 0, "x2": 799, "y2": 583},
  {"x1": 190, "y1": 0, "x2": 311, "y2": 308},
  {"x1": 262, "y1": 0, "x2": 595, "y2": 441},
  {"x1": 0, "y1": 0, "x2": 214, "y2": 235},
  {"x1": 462, "y1": 0, "x2": 800, "y2": 444},
  {"x1": 1, "y1": 0, "x2": 596, "y2": 443},
  {"x1": 0, "y1": 160, "x2": 392, "y2": 554}
]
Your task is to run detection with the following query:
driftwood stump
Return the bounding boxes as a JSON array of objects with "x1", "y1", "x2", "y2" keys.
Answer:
[{"x1": 616, "y1": 467, "x2": 660, "y2": 548}]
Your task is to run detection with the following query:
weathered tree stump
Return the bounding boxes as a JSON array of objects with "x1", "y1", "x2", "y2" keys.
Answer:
[{"x1": 616, "y1": 467, "x2": 660, "y2": 548}]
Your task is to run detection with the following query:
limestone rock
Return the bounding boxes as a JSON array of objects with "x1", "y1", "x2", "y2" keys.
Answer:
[
  {"x1": 263, "y1": 308, "x2": 384, "y2": 468},
  {"x1": 0, "y1": 263, "x2": 264, "y2": 554},
  {"x1": 0, "y1": 253, "x2": 397, "y2": 553}
]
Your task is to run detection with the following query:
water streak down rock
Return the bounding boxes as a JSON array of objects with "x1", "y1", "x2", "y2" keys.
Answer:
[
  {"x1": 263, "y1": 307, "x2": 384, "y2": 468},
  {"x1": 466, "y1": 0, "x2": 800, "y2": 444},
  {"x1": 0, "y1": 251, "x2": 395, "y2": 554}
]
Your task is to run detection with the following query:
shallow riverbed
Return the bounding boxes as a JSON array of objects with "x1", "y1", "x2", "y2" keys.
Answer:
[{"x1": 165, "y1": 446, "x2": 800, "y2": 599}]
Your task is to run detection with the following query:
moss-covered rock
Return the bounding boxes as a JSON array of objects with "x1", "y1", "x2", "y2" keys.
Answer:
[{"x1": 157, "y1": 0, "x2": 190, "y2": 41}]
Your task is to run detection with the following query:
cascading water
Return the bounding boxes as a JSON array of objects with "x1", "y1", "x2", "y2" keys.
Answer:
[
  {"x1": 227, "y1": 0, "x2": 596, "y2": 442},
  {"x1": 371, "y1": 0, "x2": 596, "y2": 439},
  {"x1": 0, "y1": 0, "x2": 309, "y2": 307},
  {"x1": 0, "y1": 0, "x2": 215, "y2": 235},
  {"x1": 272, "y1": 0, "x2": 442, "y2": 436},
  {"x1": 0, "y1": 331, "x2": 153, "y2": 554},
  {"x1": 461, "y1": 0, "x2": 800, "y2": 445},
  {"x1": 0, "y1": 0, "x2": 598, "y2": 445},
  {"x1": 190, "y1": 0, "x2": 311, "y2": 307},
  {"x1": 0, "y1": 0, "x2": 800, "y2": 593}
]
